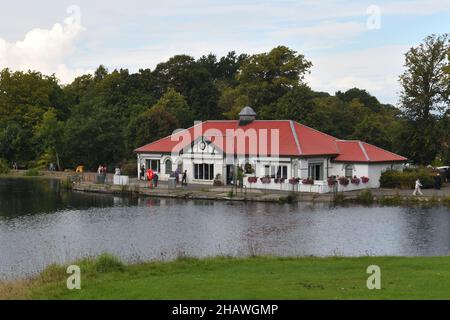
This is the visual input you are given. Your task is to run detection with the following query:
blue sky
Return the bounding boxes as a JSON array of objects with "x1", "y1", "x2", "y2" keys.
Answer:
[{"x1": 0, "y1": 0, "x2": 449, "y2": 105}]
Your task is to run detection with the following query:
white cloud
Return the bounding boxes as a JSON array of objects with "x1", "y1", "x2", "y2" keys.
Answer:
[
  {"x1": 269, "y1": 20, "x2": 367, "y2": 49},
  {"x1": 306, "y1": 45, "x2": 409, "y2": 104},
  {"x1": 0, "y1": 7, "x2": 88, "y2": 83}
]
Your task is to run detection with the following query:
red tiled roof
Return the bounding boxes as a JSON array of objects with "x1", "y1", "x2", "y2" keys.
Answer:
[
  {"x1": 334, "y1": 141, "x2": 407, "y2": 163},
  {"x1": 135, "y1": 120, "x2": 407, "y2": 162}
]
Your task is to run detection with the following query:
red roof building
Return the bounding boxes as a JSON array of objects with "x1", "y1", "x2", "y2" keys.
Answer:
[{"x1": 135, "y1": 107, "x2": 406, "y2": 193}]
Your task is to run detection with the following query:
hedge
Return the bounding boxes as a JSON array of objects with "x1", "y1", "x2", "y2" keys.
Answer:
[{"x1": 380, "y1": 169, "x2": 436, "y2": 189}]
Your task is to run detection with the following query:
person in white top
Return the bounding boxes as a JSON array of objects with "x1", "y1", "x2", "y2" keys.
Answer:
[{"x1": 413, "y1": 178, "x2": 423, "y2": 196}]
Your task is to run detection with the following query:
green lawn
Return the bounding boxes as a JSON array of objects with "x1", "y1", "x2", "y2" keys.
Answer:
[{"x1": 5, "y1": 255, "x2": 450, "y2": 300}]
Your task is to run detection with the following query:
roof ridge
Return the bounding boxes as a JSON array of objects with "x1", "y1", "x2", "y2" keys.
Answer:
[
  {"x1": 358, "y1": 141, "x2": 370, "y2": 161},
  {"x1": 289, "y1": 120, "x2": 302, "y2": 155}
]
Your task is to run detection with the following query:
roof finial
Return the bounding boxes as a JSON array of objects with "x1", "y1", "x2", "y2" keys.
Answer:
[{"x1": 238, "y1": 106, "x2": 257, "y2": 125}]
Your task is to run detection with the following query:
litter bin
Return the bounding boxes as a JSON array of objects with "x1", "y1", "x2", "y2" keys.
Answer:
[{"x1": 168, "y1": 177, "x2": 177, "y2": 189}]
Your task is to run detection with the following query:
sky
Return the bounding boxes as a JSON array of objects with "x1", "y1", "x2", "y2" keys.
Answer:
[{"x1": 0, "y1": 0, "x2": 449, "y2": 105}]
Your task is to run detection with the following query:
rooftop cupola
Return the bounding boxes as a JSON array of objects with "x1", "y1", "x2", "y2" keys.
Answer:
[{"x1": 238, "y1": 106, "x2": 257, "y2": 126}]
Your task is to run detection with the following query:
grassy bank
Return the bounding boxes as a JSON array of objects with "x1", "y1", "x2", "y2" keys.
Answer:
[{"x1": 2, "y1": 255, "x2": 450, "y2": 300}]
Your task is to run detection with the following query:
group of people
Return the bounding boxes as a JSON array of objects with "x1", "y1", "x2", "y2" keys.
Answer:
[
  {"x1": 97, "y1": 165, "x2": 108, "y2": 175},
  {"x1": 171, "y1": 168, "x2": 188, "y2": 186},
  {"x1": 413, "y1": 172, "x2": 445, "y2": 196},
  {"x1": 139, "y1": 165, "x2": 188, "y2": 187}
]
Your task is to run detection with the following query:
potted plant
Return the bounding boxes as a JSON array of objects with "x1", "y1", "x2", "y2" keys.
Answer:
[
  {"x1": 248, "y1": 176, "x2": 258, "y2": 184},
  {"x1": 338, "y1": 177, "x2": 350, "y2": 186},
  {"x1": 327, "y1": 177, "x2": 337, "y2": 186},
  {"x1": 289, "y1": 178, "x2": 300, "y2": 185},
  {"x1": 274, "y1": 178, "x2": 286, "y2": 184},
  {"x1": 361, "y1": 176, "x2": 370, "y2": 184},
  {"x1": 260, "y1": 177, "x2": 271, "y2": 184},
  {"x1": 302, "y1": 178, "x2": 314, "y2": 185},
  {"x1": 351, "y1": 176, "x2": 361, "y2": 185}
]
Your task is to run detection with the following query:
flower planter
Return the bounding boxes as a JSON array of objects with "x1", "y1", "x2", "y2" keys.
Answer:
[{"x1": 338, "y1": 177, "x2": 350, "y2": 186}]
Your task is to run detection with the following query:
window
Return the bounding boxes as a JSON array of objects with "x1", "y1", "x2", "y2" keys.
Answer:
[
  {"x1": 177, "y1": 161, "x2": 183, "y2": 173},
  {"x1": 194, "y1": 164, "x2": 214, "y2": 180},
  {"x1": 308, "y1": 163, "x2": 324, "y2": 181},
  {"x1": 165, "y1": 159, "x2": 173, "y2": 174},
  {"x1": 345, "y1": 165, "x2": 354, "y2": 178},
  {"x1": 264, "y1": 165, "x2": 288, "y2": 179},
  {"x1": 146, "y1": 160, "x2": 160, "y2": 173}
]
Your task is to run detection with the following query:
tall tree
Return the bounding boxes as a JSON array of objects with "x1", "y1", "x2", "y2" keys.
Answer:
[{"x1": 399, "y1": 34, "x2": 450, "y2": 164}]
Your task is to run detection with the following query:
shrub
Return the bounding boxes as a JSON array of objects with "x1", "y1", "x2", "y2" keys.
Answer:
[
  {"x1": 333, "y1": 192, "x2": 346, "y2": 203},
  {"x1": 0, "y1": 159, "x2": 10, "y2": 175},
  {"x1": 95, "y1": 253, "x2": 125, "y2": 273},
  {"x1": 120, "y1": 160, "x2": 137, "y2": 177},
  {"x1": 380, "y1": 169, "x2": 435, "y2": 189},
  {"x1": 24, "y1": 168, "x2": 41, "y2": 177},
  {"x1": 357, "y1": 189, "x2": 374, "y2": 204}
]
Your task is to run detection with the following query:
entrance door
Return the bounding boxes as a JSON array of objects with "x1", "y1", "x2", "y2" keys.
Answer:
[
  {"x1": 308, "y1": 163, "x2": 324, "y2": 181},
  {"x1": 226, "y1": 165, "x2": 235, "y2": 185}
]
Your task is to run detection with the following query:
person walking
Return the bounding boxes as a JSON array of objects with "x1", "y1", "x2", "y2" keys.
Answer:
[
  {"x1": 413, "y1": 178, "x2": 423, "y2": 196},
  {"x1": 182, "y1": 170, "x2": 188, "y2": 186}
]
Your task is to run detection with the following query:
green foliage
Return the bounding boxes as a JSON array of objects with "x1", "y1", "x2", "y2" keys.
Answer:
[
  {"x1": 333, "y1": 192, "x2": 346, "y2": 204},
  {"x1": 95, "y1": 253, "x2": 125, "y2": 273},
  {"x1": 380, "y1": 169, "x2": 435, "y2": 189},
  {"x1": 23, "y1": 168, "x2": 41, "y2": 177},
  {"x1": 357, "y1": 189, "x2": 374, "y2": 204},
  {"x1": 0, "y1": 158, "x2": 9, "y2": 174},
  {"x1": 399, "y1": 34, "x2": 450, "y2": 165}
]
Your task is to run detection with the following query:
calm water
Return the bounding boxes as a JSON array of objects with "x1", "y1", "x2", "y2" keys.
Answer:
[{"x1": 0, "y1": 178, "x2": 450, "y2": 279}]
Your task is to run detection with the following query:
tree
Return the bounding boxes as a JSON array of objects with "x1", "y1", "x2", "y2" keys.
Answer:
[
  {"x1": 153, "y1": 88, "x2": 192, "y2": 128},
  {"x1": 34, "y1": 108, "x2": 65, "y2": 170},
  {"x1": 221, "y1": 46, "x2": 313, "y2": 118},
  {"x1": 399, "y1": 34, "x2": 450, "y2": 164},
  {"x1": 127, "y1": 105, "x2": 179, "y2": 151}
]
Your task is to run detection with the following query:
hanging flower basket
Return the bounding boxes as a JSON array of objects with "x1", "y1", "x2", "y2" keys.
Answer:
[
  {"x1": 289, "y1": 178, "x2": 300, "y2": 185},
  {"x1": 327, "y1": 178, "x2": 337, "y2": 186},
  {"x1": 248, "y1": 177, "x2": 258, "y2": 184},
  {"x1": 302, "y1": 178, "x2": 314, "y2": 185},
  {"x1": 361, "y1": 176, "x2": 370, "y2": 184},
  {"x1": 338, "y1": 177, "x2": 350, "y2": 186},
  {"x1": 274, "y1": 178, "x2": 286, "y2": 184},
  {"x1": 351, "y1": 177, "x2": 361, "y2": 185},
  {"x1": 260, "y1": 177, "x2": 271, "y2": 184}
]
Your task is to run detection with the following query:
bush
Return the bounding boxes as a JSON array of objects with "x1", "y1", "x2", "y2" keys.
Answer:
[
  {"x1": 357, "y1": 189, "x2": 374, "y2": 204},
  {"x1": 0, "y1": 159, "x2": 10, "y2": 175},
  {"x1": 120, "y1": 160, "x2": 137, "y2": 177},
  {"x1": 24, "y1": 168, "x2": 41, "y2": 177},
  {"x1": 380, "y1": 169, "x2": 435, "y2": 189},
  {"x1": 95, "y1": 253, "x2": 125, "y2": 273}
]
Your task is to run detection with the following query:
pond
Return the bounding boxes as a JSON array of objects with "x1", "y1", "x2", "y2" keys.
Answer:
[{"x1": 0, "y1": 178, "x2": 450, "y2": 279}]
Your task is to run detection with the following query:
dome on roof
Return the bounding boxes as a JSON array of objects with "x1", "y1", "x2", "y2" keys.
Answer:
[{"x1": 239, "y1": 106, "x2": 257, "y2": 117}]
